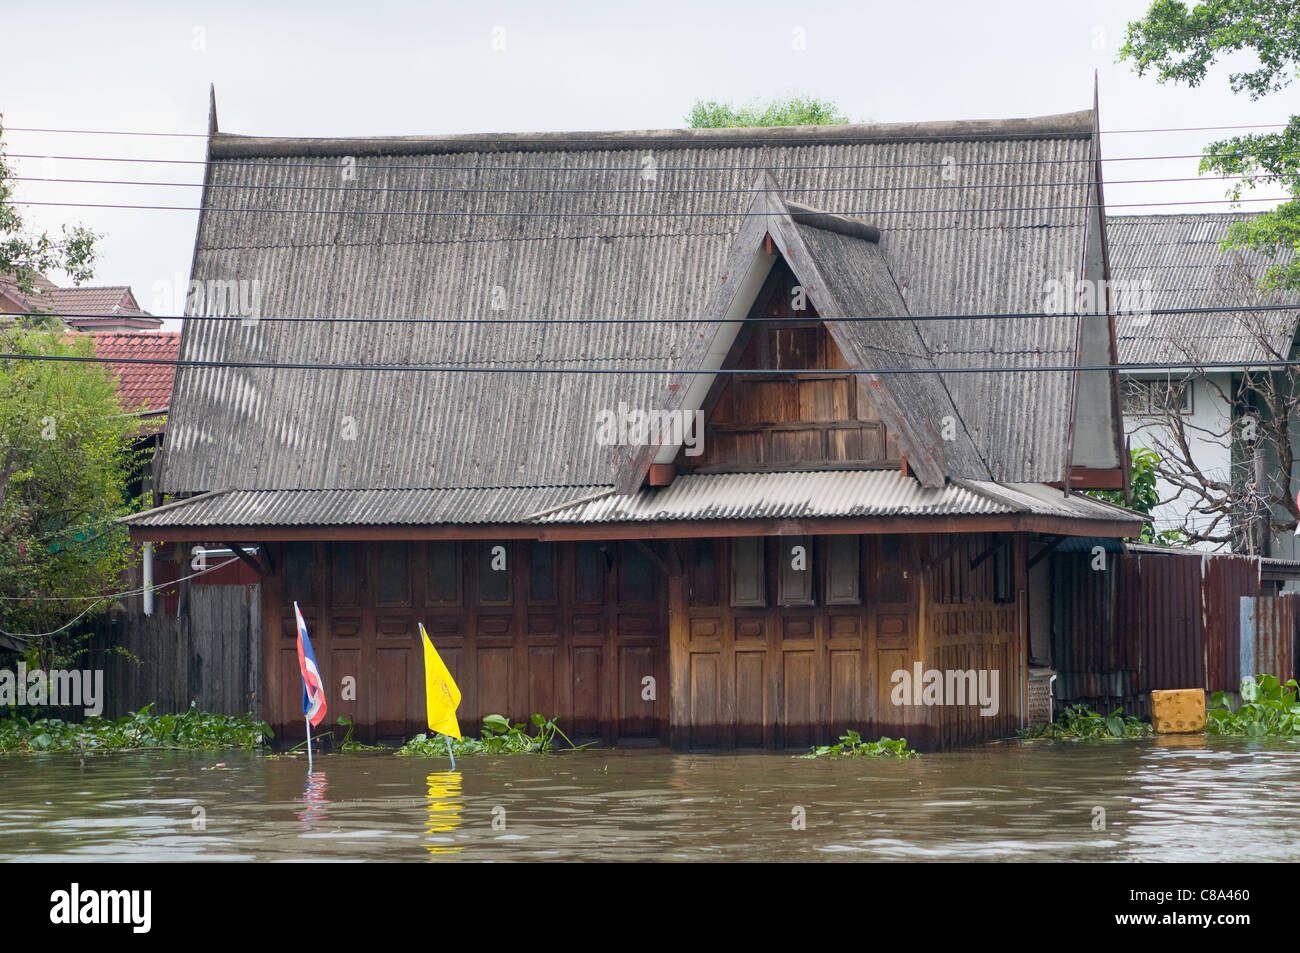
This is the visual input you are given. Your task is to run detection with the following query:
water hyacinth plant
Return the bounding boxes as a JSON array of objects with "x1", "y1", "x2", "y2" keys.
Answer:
[
  {"x1": 1208, "y1": 675, "x2": 1300, "y2": 737},
  {"x1": 1020, "y1": 704, "x2": 1152, "y2": 740},
  {"x1": 799, "y1": 730, "x2": 917, "y2": 759},
  {"x1": 399, "y1": 713, "x2": 581, "y2": 758},
  {"x1": 0, "y1": 703, "x2": 270, "y2": 753}
]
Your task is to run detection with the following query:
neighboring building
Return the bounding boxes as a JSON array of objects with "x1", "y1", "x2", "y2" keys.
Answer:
[
  {"x1": 90, "y1": 331, "x2": 181, "y2": 500},
  {"x1": 1109, "y1": 213, "x2": 1300, "y2": 557},
  {"x1": 1, "y1": 274, "x2": 161, "y2": 332},
  {"x1": 123, "y1": 103, "x2": 1142, "y2": 749}
]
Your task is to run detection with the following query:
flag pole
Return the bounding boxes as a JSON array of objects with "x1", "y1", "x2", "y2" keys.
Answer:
[
  {"x1": 444, "y1": 734, "x2": 455, "y2": 770},
  {"x1": 306, "y1": 714, "x2": 313, "y2": 770}
]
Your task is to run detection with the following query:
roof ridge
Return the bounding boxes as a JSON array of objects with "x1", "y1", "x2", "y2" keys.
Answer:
[{"x1": 209, "y1": 109, "x2": 1095, "y2": 159}]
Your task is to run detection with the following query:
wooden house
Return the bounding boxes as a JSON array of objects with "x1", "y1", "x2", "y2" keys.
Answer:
[{"x1": 123, "y1": 99, "x2": 1144, "y2": 749}]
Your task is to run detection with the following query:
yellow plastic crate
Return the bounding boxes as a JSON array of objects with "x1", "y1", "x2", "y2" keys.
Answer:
[{"x1": 1150, "y1": 689, "x2": 1206, "y2": 734}]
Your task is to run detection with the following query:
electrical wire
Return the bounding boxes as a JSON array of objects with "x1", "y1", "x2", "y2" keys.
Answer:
[
  {"x1": 16, "y1": 302, "x2": 1300, "y2": 327},
  {"x1": 2, "y1": 351, "x2": 1299, "y2": 376},
  {"x1": 1, "y1": 171, "x2": 1266, "y2": 195},
  {"x1": 1, "y1": 120, "x2": 1291, "y2": 141},
  {"x1": 0, "y1": 556, "x2": 240, "y2": 639},
  {"x1": 8, "y1": 194, "x2": 1291, "y2": 216},
  {"x1": 8, "y1": 149, "x2": 1300, "y2": 173}
]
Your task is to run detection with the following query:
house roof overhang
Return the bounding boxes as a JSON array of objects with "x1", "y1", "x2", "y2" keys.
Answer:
[{"x1": 127, "y1": 513, "x2": 1142, "y2": 545}]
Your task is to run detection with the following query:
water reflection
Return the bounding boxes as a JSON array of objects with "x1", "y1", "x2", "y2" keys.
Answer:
[
  {"x1": 2, "y1": 740, "x2": 1300, "y2": 861},
  {"x1": 297, "y1": 770, "x2": 329, "y2": 828},
  {"x1": 424, "y1": 771, "x2": 463, "y2": 856}
]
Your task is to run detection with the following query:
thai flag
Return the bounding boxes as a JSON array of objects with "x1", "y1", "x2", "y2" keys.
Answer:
[{"x1": 294, "y1": 601, "x2": 327, "y2": 727}]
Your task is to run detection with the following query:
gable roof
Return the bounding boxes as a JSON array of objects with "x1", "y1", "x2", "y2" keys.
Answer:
[
  {"x1": 159, "y1": 107, "x2": 1103, "y2": 509},
  {"x1": 1108, "y1": 212, "x2": 1300, "y2": 366},
  {"x1": 614, "y1": 184, "x2": 990, "y2": 489},
  {"x1": 0, "y1": 278, "x2": 160, "y2": 329},
  {"x1": 91, "y1": 331, "x2": 182, "y2": 413}
]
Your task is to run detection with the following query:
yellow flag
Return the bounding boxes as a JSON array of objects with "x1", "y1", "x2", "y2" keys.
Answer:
[{"x1": 420, "y1": 622, "x2": 462, "y2": 740}]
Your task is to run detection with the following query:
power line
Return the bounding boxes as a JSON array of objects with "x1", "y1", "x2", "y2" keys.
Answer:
[
  {"x1": 21, "y1": 302, "x2": 1300, "y2": 327},
  {"x1": 0, "y1": 556, "x2": 238, "y2": 604},
  {"x1": 0, "y1": 557, "x2": 240, "y2": 639},
  {"x1": 9, "y1": 194, "x2": 1290, "y2": 216},
  {"x1": 0, "y1": 120, "x2": 1291, "y2": 142},
  {"x1": 2, "y1": 351, "x2": 1297, "y2": 376},
  {"x1": 2, "y1": 171, "x2": 1265, "y2": 195},
  {"x1": 8, "y1": 149, "x2": 1300, "y2": 173}
]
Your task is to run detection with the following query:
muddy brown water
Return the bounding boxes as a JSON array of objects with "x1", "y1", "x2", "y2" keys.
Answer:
[{"x1": 3, "y1": 738, "x2": 1300, "y2": 862}]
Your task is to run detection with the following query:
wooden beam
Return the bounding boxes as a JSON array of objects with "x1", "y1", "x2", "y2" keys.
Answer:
[
  {"x1": 647, "y1": 464, "x2": 676, "y2": 486},
  {"x1": 665, "y1": 539, "x2": 684, "y2": 576},
  {"x1": 969, "y1": 534, "x2": 1011, "y2": 570},
  {"x1": 1027, "y1": 535, "x2": 1067, "y2": 570},
  {"x1": 630, "y1": 539, "x2": 672, "y2": 576},
  {"x1": 223, "y1": 542, "x2": 270, "y2": 577},
  {"x1": 130, "y1": 513, "x2": 1145, "y2": 544},
  {"x1": 1048, "y1": 466, "x2": 1124, "y2": 490},
  {"x1": 920, "y1": 534, "x2": 964, "y2": 572}
]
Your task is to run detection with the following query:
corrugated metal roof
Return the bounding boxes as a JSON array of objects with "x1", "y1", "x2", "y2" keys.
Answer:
[
  {"x1": 123, "y1": 471, "x2": 1143, "y2": 529},
  {"x1": 125, "y1": 485, "x2": 601, "y2": 527},
  {"x1": 1108, "y1": 213, "x2": 1300, "y2": 365},
  {"x1": 161, "y1": 111, "x2": 1097, "y2": 496},
  {"x1": 534, "y1": 472, "x2": 1138, "y2": 524},
  {"x1": 793, "y1": 221, "x2": 993, "y2": 478}
]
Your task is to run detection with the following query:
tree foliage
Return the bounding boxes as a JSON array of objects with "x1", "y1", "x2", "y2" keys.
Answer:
[
  {"x1": 687, "y1": 96, "x2": 853, "y2": 128},
  {"x1": 1120, "y1": 0, "x2": 1300, "y2": 289},
  {"x1": 0, "y1": 118, "x2": 98, "y2": 304},
  {"x1": 1086, "y1": 447, "x2": 1186, "y2": 544},
  {"x1": 0, "y1": 119, "x2": 134, "y2": 666},
  {"x1": 0, "y1": 324, "x2": 141, "y2": 661}
]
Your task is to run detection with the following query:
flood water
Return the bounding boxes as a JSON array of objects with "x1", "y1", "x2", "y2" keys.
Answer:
[{"x1": 3, "y1": 737, "x2": 1300, "y2": 862}]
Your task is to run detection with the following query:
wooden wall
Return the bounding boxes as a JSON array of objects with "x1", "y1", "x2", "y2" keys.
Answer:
[
  {"x1": 262, "y1": 540, "x2": 668, "y2": 745},
  {"x1": 668, "y1": 533, "x2": 1025, "y2": 750},
  {"x1": 922, "y1": 533, "x2": 1025, "y2": 746},
  {"x1": 676, "y1": 259, "x2": 900, "y2": 472},
  {"x1": 81, "y1": 582, "x2": 261, "y2": 720},
  {"x1": 257, "y1": 531, "x2": 1029, "y2": 750}
]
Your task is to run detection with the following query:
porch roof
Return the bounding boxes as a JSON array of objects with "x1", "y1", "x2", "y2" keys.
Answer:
[{"x1": 122, "y1": 469, "x2": 1144, "y2": 537}]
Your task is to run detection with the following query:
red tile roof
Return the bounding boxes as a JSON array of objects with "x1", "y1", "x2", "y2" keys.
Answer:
[
  {"x1": 0, "y1": 278, "x2": 161, "y2": 329},
  {"x1": 91, "y1": 332, "x2": 181, "y2": 413}
]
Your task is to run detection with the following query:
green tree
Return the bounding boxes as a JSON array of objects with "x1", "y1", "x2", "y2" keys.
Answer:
[
  {"x1": 1120, "y1": 0, "x2": 1300, "y2": 289},
  {"x1": 0, "y1": 119, "x2": 136, "y2": 667},
  {"x1": 0, "y1": 118, "x2": 98, "y2": 310},
  {"x1": 0, "y1": 321, "x2": 141, "y2": 667},
  {"x1": 687, "y1": 95, "x2": 853, "y2": 128},
  {"x1": 1086, "y1": 447, "x2": 1185, "y2": 544}
]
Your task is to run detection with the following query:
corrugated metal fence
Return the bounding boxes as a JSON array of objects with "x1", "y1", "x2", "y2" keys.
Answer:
[
  {"x1": 1053, "y1": 550, "x2": 1294, "y2": 715},
  {"x1": 1241, "y1": 594, "x2": 1297, "y2": 690}
]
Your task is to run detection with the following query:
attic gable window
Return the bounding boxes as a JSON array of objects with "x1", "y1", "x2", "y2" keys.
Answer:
[{"x1": 1122, "y1": 379, "x2": 1192, "y2": 417}]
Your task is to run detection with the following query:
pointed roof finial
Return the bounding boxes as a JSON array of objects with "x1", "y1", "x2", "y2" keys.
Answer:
[{"x1": 208, "y1": 83, "x2": 218, "y2": 137}]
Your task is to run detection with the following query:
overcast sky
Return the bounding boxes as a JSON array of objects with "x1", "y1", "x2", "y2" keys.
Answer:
[{"x1": 2, "y1": 0, "x2": 1288, "y2": 326}]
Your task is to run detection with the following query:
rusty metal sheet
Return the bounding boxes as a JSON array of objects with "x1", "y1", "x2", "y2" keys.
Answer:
[
  {"x1": 1052, "y1": 548, "x2": 1266, "y2": 710},
  {"x1": 1202, "y1": 555, "x2": 1261, "y2": 693},
  {"x1": 1240, "y1": 593, "x2": 1297, "y2": 685}
]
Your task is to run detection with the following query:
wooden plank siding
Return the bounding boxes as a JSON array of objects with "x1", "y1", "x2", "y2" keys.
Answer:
[
  {"x1": 262, "y1": 540, "x2": 669, "y2": 745},
  {"x1": 81, "y1": 583, "x2": 261, "y2": 721},
  {"x1": 669, "y1": 532, "x2": 1028, "y2": 750},
  {"x1": 256, "y1": 532, "x2": 1030, "y2": 750},
  {"x1": 675, "y1": 258, "x2": 900, "y2": 473}
]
